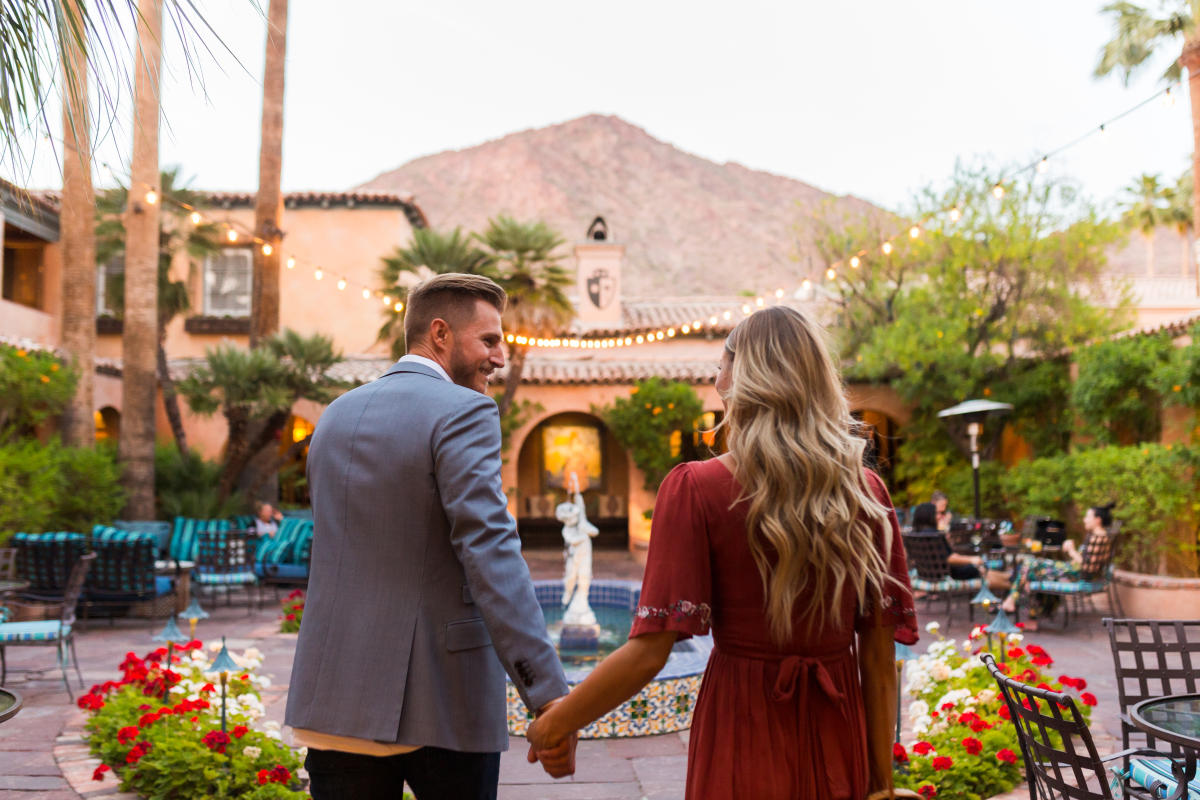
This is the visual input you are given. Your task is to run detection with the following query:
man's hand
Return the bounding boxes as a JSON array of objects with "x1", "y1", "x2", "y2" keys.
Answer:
[{"x1": 525, "y1": 697, "x2": 577, "y2": 778}]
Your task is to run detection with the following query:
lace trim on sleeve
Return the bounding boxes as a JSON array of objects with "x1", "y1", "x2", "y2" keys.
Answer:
[{"x1": 634, "y1": 599, "x2": 712, "y2": 626}]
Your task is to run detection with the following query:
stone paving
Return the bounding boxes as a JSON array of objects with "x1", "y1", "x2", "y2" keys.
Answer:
[{"x1": 0, "y1": 549, "x2": 1128, "y2": 799}]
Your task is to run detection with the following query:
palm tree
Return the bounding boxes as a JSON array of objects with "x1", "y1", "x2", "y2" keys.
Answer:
[
  {"x1": 476, "y1": 216, "x2": 573, "y2": 417},
  {"x1": 1095, "y1": 2, "x2": 1199, "y2": 265},
  {"x1": 1120, "y1": 173, "x2": 1168, "y2": 275},
  {"x1": 1165, "y1": 169, "x2": 1195, "y2": 277},
  {"x1": 377, "y1": 227, "x2": 495, "y2": 358},
  {"x1": 118, "y1": 0, "x2": 164, "y2": 520},
  {"x1": 250, "y1": 0, "x2": 288, "y2": 347},
  {"x1": 96, "y1": 168, "x2": 222, "y2": 454},
  {"x1": 58, "y1": 0, "x2": 96, "y2": 448}
]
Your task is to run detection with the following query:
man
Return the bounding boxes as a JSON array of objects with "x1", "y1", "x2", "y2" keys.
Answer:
[
  {"x1": 931, "y1": 490, "x2": 953, "y2": 531},
  {"x1": 252, "y1": 501, "x2": 282, "y2": 537},
  {"x1": 286, "y1": 273, "x2": 575, "y2": 799}
]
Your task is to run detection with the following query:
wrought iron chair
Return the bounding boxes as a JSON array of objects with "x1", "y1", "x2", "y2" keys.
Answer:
[
  {"x1": 194, "y1": 531, "x2": 259, "y2": 612},
  {"x1": 1103, "y1": 618, "x2": 1200, "y2": 798},
  {"x1": 981, "y1": 652, "x2": 1175, "y2": 799},
  {"x1": 0, "y1": 553, "x2": 95, "y2": 700},
  {"x1": 84, "y1": 529, "x2": 176, "y2": 627},
  {"x1": 902, "y1": 531, "x2": 981, "y2": 622},
  {"x1": 12, "y1": 532, "x2": 89, "y2": 603},
  {"x1": 1027, "y1": 532, "x2": 1123, "y2": 629},
  {"x1": 0, "y1": 548, "x2": 15, "y2": 581}
]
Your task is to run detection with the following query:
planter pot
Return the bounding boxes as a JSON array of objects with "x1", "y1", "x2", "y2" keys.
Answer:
[
  {"x1": 1000, "y1": 533, "x2": 1022, "y2": 549},
  {"x1": 1113, "y1": 570, "x2": 1200, "y2": 619},
  {"x1": 184, "y1": 316, "x2": 250, "y2": 335}
]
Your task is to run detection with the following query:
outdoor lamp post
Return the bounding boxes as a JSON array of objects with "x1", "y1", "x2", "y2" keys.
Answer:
[
  {"x1": 210, "y1": 636, "x2": 238, "y2": 739},
  {"x1": 152, "y1": 616, "x2": 190, "y2": 700},
  {"x1": 894, "y1": 642, "x2": 917, "y2": 741},
  {"x1": 984, "y1": 606, "x2": 1021, "y2": 663},
  {"x1": 937, "y1": 399, "x2": 1013, "y2": 520},
  {"x1": 971, "y1": 583, "x2": 1002, "y2": 651},
  {"x1": 179, "y1": 598, "x2": 209, "y2": 639}
]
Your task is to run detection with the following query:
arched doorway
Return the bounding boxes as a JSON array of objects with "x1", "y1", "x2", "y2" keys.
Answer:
[
  {"x1": 515, "y1": 412, "x2": 629, "y2": 549},
  {"x1": 278, "y1": 415, "x2": 314, "y2": 506},
  {"x1": 853, "y1": 409, "x2": 901, "y2": 488},
  {"x1": 94, "y1": 406, "x2": 120, "y2": 443}
]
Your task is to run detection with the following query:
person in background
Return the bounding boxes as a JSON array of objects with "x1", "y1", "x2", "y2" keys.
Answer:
[
  {"x1": 931, "y1": 490, "x2": 953, "y2": 531},
  {"x1": 253, "y1": 502, "x2": 283, "y2": 538},
  {"x1": 910, "y1": 502, "x2": 983, "y2": 580},
  {"x1": 525, "y1": 306, "x2": 917, "y2": 799}
]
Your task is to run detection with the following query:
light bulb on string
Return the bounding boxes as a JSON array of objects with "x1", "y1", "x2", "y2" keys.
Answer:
[
  {"x1": 362, "y1": 288, "x2": 371, "y2": 299},
  {"x1": 1164, "y1": 88, "x2": 1176, "y2": 107},
  {"x1": 227, "y1": 228, "x2": 238, "y2": 243},
  {"x1": 636, "y1": 335, "x2": 645, "y2": 344},
  {"x1": 826, "y1": 267, "x2": 836, "y2": 280},
  {"x1": 991, "y1": 183, "x2": 1005, "y2": 199},
  {"x1": 802, "y1": 279, "x2": 812, "y2": 290},
  {"x1": 314, "y1": 268, "x2": 323, "y2": 281},
  {"x1": 383, "y1": 296, "x2": 392, "y2": 306},
  {"x1": 681, "y1": 325, "x2": 691, "y2": 334},
  {"x1": 144, "y1": 190, "x2": 158, "y2": 205},
  {"x1": 881, "y1": 241, "x2": 894, "y2": 255},
  {"x1": 261, "y1": 244, "x2": 273, "y2": 256},
  {"x1": 337, "y1": 278, "x2": 347, "y2": 291},
  {"x1": 1037, "y1": 157, "x2": 1049, "y2": 175},
  {"x1": 394, "y1": 302, "x2": 403, "y2": 312},
  {"x1": 949, "y1": 207, "x2": 961, "y2": 222},
  {"x1": 667, "y1": 328, "x2": 676, "y2": 337},
  {"x1": 656, "y1": 331, "x2": 665, "y2": 340},
  {"x1": 1098, "y1": 124, "x2": 1107, "y2": 137},
  {"x1": 850, "y1": 256, "x2": 861, "y2": 269},
  {"x1": 909, "y1": 225, "x2": 920, "y2": 239},
  {"x1": 774, "y1": 288, "x2": 784, "y2": 299},
  {"x1": 286, "y1": 257, "x2": 296, "y2": 270},
  {"x1": 755, "y1": 297, "x2": 765, "y2": 307},
  {"x1": 709, "y1": 315, "x2": 719, "y2": 325},
  {"x1": 190, "y1": 212, "x2": 202, "y2": 225},
  {"x1": 741, "y1": 304, "x2": 751, "y2": 315}
]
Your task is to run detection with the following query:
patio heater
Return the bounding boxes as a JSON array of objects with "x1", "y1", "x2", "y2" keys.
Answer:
[{"x1": 937, "y1": 399, "x2": 1013, "y2": 520}]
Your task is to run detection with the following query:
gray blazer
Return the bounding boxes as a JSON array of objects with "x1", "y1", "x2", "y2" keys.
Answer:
[{"x1": 284, "y1": 362, "x2": 567, "y2": 752}]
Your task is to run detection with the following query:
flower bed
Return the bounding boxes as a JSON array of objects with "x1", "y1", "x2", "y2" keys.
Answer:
[
  {"x1": 78, "y1": 640, "x2": 306, "y2": 799},
  {"x1": 894, "y1": 623, "x2": 1095, "y2": 799},
  {"x1": 279, "y1": 590, "x2": 305, "y2": 633}
]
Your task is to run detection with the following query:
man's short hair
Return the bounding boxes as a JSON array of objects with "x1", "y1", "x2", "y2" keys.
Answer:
[
  {"x1": 931, "y1": 490, "x2": 948, "y2": 503},
  {"x1": 403, "y1": 273, "x2": 507, "y2": 347}
]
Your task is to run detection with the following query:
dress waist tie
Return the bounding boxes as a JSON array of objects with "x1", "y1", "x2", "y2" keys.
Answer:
[{"x1": 769, "y1": 653, "x2": 855, "y2": 797}]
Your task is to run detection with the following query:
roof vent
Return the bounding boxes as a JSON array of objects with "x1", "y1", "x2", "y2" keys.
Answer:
[{"x1": 586, "y1": 216, "x2": 609, "y2": 242}]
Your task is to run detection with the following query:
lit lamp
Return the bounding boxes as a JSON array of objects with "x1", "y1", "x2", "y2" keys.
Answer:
[
  {"x1": 179, "y1": 598, "x2": 209, "y2": 639},
  {"x1": 894, "y1": 642, "x2": 917, "y2": 741},
  {"x1": 209, "y1": 637, "x2": 239, "y2": 740},
  {"x1": 937, "y1": 399, "x2": 1013, "y2": 520},
  {"x1": 984, "y1": 606, "x2": 1021, "y2": 662},
  {"x1": 971, "y1": 583, "x2": 1003, "y2": 651},
  {"x1": 152, "y1": 616, "x2": 190, "y2": 700}
]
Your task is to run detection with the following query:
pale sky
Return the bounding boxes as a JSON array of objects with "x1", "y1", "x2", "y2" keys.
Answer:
[{"x1": 4, "y1": 0, "x2": 1193, "y2": 217}]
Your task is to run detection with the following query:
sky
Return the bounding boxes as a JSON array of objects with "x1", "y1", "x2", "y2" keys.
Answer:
[{"x1": 3, "y1": 0, "x2": 1193, "y2": 216}]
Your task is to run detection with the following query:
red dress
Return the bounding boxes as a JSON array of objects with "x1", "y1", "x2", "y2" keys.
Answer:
[{"x1": 629, "y1": 458, "x2": 918, "y2": 800}]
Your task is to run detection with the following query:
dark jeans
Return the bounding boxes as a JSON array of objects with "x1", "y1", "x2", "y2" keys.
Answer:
[{"x1": 306, "y1": 746, "x2": 501, "y2": 800}]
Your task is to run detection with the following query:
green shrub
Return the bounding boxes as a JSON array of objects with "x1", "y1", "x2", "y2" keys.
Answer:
[
  {"x1": 155, "y1": 444, "x2": 244, "y2": 520},
  {"x1": 595, "y1": 379, "x2": 705, "y2": 490},
  {"x1": 0, "y1": 343, "x2": 77, "y2": 442},
  {"x1": 1071, "y1": 334, "x2": 1172, "y2": 444},
  {"x1": 0, "y1": 439, "x2": 125, "y2": 543}
]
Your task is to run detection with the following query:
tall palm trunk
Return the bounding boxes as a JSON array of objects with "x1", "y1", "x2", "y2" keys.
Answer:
[
  {"x1": 157, "y1": 336, "x2": 187, "y2": 454},
  {"x1": 1183, "y1": 37, "x2": 1200, "y2": 283},
  {"x1": 250, "y1": 0, "x2": 288, "y2": 346},
  {"x1": 118, "y1": 0, "x2": 163, "y2": 519},
  {"x1": 497, "y1": 344, "x2": 528, "y2": 417},
  {"x1": 58, "y1": 0, "x2": 96, "y2": 448}
]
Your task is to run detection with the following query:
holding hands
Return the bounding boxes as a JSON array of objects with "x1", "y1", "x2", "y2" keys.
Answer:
[{"x1": 526, "y1": 697, "x2": 577, "y2": 778}]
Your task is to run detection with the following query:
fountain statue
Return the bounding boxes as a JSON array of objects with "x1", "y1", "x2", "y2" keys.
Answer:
[{"x1": 557, "y1": 472, "x2": 600, "y2": 648}]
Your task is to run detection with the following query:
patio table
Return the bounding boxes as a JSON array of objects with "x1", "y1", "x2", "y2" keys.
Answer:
[
  {"x1": 1130, "y1": 693, "x2": 1200, "y2": 800},
  {"x1": 0, "y1": 687, "x2": 22, "y2": 724},
  {"x1": 154, "y1": 560, "x2": 194, "y2": 613}
]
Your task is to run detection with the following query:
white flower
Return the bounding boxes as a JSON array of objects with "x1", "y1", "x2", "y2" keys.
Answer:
[
  {"x1": 977, "y1": 688, "x2": 997, "y2": 705},
  {"x1": 912, "y1": 715, "x2": 933, "y2": 734},
  {"x1": 263, "y1": 721, "x2": 281, "y2": 732},
  {"x1": 930, "y1": 662, "x2": 951, "y2": 681},
  {"x1": 242, "y1": 746, "x2": 262, "y2": 760},
  {"x1": 1007, "y1": 633, "x2": 1023, "y2": 645},
  {"x1": 907, "y1": 700, "x2": 929, "y2": 720},
  {"x1": 924, "y1": 621, "x2": 941, "y2": 634},
  {"x1": 297, "y1": 746, "x2": 308, "y2": 758}
]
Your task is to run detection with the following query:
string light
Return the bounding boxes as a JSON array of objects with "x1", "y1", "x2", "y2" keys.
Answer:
[
  {"x1": 286, "y1": 257, "x2": 295, "y2": 269},
  {"x1": 190, "y1": 211, "x2": 201, "y2": 225},
  {"x1": 1037, "y1": 157, "x2": 1049, "y2": 174},
  {"x1": 144, "y1": 190, "x2": 158, "y2": 205},
  {"x1": 949, "y1": 207, "x2": 961, "y2": 222},
  {"x1": 850, "y1": 256, "x2": 861, "y2": 268},
  {"x1": 226, "y1": 228, "x2": 238, "y2": 243},
  {"x1": 394, "y1": 302, "x2": 403, "y2": 312},
  {"x1": 313, "y1": 268, "x2": 323, "y2": 280},
  {"x1": 336, "y1": 278, "x2": 347, "y2": 291},
  {"x1": 261, "y1": 243, "x2": 273, "y2": 256},
  {"x1": 881, "y1": 241, "x2": 894, "y2": 255},
  {"x1": 774, "y1": 288, "x2": 784, "y2": 299},
  {"x1": 826, "y1": 267, "x2": 836, "y2": 280},
  {"x1": 909, "y1": 225, "x2": 921, "y2": 239},
  {"x1": 383, "y1": 295, "x2": 392, "y2": 306},
  {"x1": 991, "y1": 183, "x2": 1005, "y2": 199}
]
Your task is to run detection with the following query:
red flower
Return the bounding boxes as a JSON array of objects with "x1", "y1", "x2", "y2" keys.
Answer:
[
  {"x1": 77, "y1": 693, "x2": 105, "y2": 711},
  {"x1": 138, "y1": 712, "x2": 160, "y2": 728},
  {"x1": 233, "y1": 725, "x2": 249, "y2": 739},
  {"x1": 1081, "y1": 692, "x2": 1098, "y2": 706},
  {"x1": 285, "y1": 613, "x2": 296, "y2": 621},
  {"x1": 137, "y1": 703, "x2": 153, "y2": 711},
  {"x1": 940, "y1": 702, "x2": 955, "y2": 712},
  {"x1": 1007, "y1": 647, "x2": 1025, "y2": 659},
  {"x1": 1073, "y1": 677, "x2": 1087, "y2": 690},
  {"x1": 998, "y1": 704, "x2": 1011, "y2": 720},
  {"x1": 996, "y1": 748, "x2": 1018, "y2": 764},
  {"x1": 1032, "y1": 655, "x2": 1053, "y2": 667},
  {"x1": 202, "y1": 730, "x2": 230, "y2": 754},
  {"x1": 1019, "y1": 669, "x2": 1038, "y2": 683},
  {"x1": 970, "y1": 718, "x2": 990, "y2": 732},
  {"x1": 912, "y1": 741, "x2": 935, "y2": 755},
  {"x1": 918, "y1": 784, "x2": 938, "y2": 797},
  {"x1": 125, "y1": 741, "x2": 151, "y2": 764},
  {"x1": 932, "y1": 755, "x2": 954, "y2": 771},
  {"x1": 257, "y1": 769, "x2": 271, "y2": 785},
  {"x1": 930, "y1": 710, "x2": 940, "y2": 719},
  {"x1": 962, "y1": 737, "x2": 983, "y2": 755},
  {"x1": 1036, "y1": 682, "x2": 1053, "y2": 691},
  {"x1": 270, "y1": 765, "x2": 292, "y2": 783},
  {"x1": 1026, "y1": 644, "x2": 1046, "y2": 656},
  {"x1": 893, "y1": 743, "x2": 909, "y2": 763},
  {"x1": 92, "y1": 763, "x2": 110, "y2": 781},
  {"x1": 200, "y1": 683, "x2": 216, "y2": 695},
  {"x1": 117, "y1": 726, "x2": 140, "y2": 744}
]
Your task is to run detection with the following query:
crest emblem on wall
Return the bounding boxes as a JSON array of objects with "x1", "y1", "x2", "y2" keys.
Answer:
[{"x1": 586, "y1": 268, "x2": 615, "y2": 309}]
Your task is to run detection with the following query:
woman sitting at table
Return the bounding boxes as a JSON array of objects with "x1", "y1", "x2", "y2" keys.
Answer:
[
  {"x1": 1000, "y1": 503, "x2": 1116, "y2": 630},
  {"x1": 909, "y1": 502, "x2": 984, "y2": 580}
]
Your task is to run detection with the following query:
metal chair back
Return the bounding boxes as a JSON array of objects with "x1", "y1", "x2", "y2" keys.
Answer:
[
  {"x1": 901, "y1": 532, "x2": 953, "y2": 581},
  {"x1": 195, "y1": 530, "x2": 254, "y2": 575},
  {"x1": 60, "y1": 553, "x2": 96, "y2": 631},
  {"x1": 982, "y1": 652, "x2": 1115, "y2": 799},
  {"x1": 0, "y1": 548, "x2": 14, "y2": 580},
  {"x1": 1103, "y1": 618, "x2": 1200, "y2": 753}
]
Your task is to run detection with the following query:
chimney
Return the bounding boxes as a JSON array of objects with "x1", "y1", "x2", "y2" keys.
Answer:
[{"x1": 574, "y1": 216, "x2": 624, "y2": 326}]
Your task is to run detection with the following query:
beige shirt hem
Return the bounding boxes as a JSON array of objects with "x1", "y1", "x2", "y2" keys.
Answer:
[{"x1": 292, "y1": 728, "x2": 422, "y2": 756}]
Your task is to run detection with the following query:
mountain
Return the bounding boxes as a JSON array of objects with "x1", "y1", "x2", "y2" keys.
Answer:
[{"x1": 356, "y1": 115, "x2": 887, "y2": 297}]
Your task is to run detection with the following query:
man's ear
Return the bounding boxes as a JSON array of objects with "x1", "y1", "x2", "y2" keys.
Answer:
[{"x1": 429, "y1": 318, "x2": 451, "y2": 347}]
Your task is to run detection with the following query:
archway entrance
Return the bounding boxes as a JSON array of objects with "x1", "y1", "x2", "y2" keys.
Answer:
[
  {"x1": 515, "y1": 412, "x2": 629, "y2": 549},
  {"x1": 278, "y1": 415, "x2": 314, "y2": 506},
  {"x1": 94, "y1": 406, "x2": 120, "y2": 443}
]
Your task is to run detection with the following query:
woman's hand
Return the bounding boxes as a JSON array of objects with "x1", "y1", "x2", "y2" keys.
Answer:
[{"x1": 526, "y1": 706, "x2": 564, "y2": 753}]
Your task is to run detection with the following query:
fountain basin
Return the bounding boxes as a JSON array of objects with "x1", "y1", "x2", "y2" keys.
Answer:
[{"x1": 506, "y1": 579, "x2": 713, "y2": 739}]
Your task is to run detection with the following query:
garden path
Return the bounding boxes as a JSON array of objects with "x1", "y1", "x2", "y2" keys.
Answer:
[{"x1": 0, "y1": 549, "x2": 1124, "y2": 799}]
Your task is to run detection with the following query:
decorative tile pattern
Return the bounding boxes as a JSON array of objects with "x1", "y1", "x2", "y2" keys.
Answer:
[{"x1": 511, "y1": 580, "x2": 712, "y2": 739}]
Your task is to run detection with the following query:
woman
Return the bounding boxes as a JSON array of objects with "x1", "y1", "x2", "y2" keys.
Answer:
[
  {"x1": 910, "y1": 502, "x2": 984, "y2": 580},
  {"x1": 526, "y1": 307, "x2": 918, "y2": 799},
  {"x1": 1000, "y1": 503, "x2": 1116, "y2": 631}
]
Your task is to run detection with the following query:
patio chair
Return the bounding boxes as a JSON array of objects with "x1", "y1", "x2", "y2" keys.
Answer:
[
  {"x1": 1027, "y1": 533, "x2": 1123, "y2": 629},
  {"x1": 167, "y1": 517, "x2": 231, "y2": 564},
  {"x1": 0, "y1": 548, "x2": 15, "y2": 580},
  {"x1": 0, "y1": 553, "x2": 95, "y2": 700},
  {"x1": 981, "y1": 652, "x2": 1175, "y2": 799},
  {"x1": 12, "y1": 532, "x2": 89, "y2": 603},
  {"x1": 84, "y1": 527, "x2": 176, "y2": 626},
  {"x1": 194, "y1": 531, "x2": 259, "y2": 612},
  {"x1": 1103, "y1": 618, "x2": 1200, "y2": 798},
  {"x1": 253, "y1": 517, "x2": 313, "y2": 597},
  {"x1": 113, "y1": 520, "x2": 173, "y2": 560},
  {"x1": 902, "y1": 531, "x2": 980, "y2": 622}
]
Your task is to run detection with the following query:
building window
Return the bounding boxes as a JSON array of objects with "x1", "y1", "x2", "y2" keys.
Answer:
[
  {"x1": 97, "y1": 255, "x2": 123, "y2": 316},
  {"x1": 2, "y1": 243, "x2": 45, "y2": 310},
  {"x1": 203, "y1": 247, "x2": 253, "y2": 317}
]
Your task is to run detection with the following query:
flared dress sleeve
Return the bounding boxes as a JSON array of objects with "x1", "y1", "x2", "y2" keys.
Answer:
[
  {"x1": 856, "y1": 470, "x2": 919, "y2": 646},
  {"x1": 629, "y1": 462, "x2": 713, "y2": 641}
]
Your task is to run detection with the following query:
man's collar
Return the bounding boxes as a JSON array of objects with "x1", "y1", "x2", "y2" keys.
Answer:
[{"x1": 398, "y1": 353, "x2": 451, "y2": 383}]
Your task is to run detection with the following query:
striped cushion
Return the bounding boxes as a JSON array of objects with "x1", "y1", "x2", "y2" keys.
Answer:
[
  {"x1": 12, "y1": 532, "x2": 87, "y2": 592},
  {"x1": 910, "y1": 573, "x2": 983, "y2": 593},
  {"x1": 1123, "y1": 756, "x2": 1200, "y2": 797},
  {"x1": 195, "y1": 570, "x2": 257, "y2": 586},
  {"x1": 1029, "y1": 579, "x2": 1109, "y2": 594},
  {"x1": 255, "y1": 518, "x2": 314, "y2": 566},
  {"x1": 0, "y1": 620, "x2": 68, "y2": 642},
  {"x1": 114, "y1": 520, "x2": 172, "y2": 558},
  {"x1": 169, "y1": 518, "x2": 230, "y2": 562},
  {"x1": 231, "y1": 515, "x2": 256, "y2": 531},
  {"x1": 87, "y1": 527, "x2": 160, "y2": 596}
]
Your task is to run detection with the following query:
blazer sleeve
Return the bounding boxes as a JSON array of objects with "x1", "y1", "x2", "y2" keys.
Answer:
[{"x1": 433, "y1": 394, "x2": 569, "y2": 712}]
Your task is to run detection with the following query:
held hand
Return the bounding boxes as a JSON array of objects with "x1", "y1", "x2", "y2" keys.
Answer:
[{"x1": 526, "y1": 699, "x2": 577, "y2": 778}]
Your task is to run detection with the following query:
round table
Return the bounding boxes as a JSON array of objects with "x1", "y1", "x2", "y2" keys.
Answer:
[
  {"x1": 1130, "y1": 693, "x2": 1200, "y2": 800},
  {"x1": 0, "y1": 687, "x2": 23, "y2": 724}
]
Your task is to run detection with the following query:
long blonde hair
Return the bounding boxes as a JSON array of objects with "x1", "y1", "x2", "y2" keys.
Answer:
[{"x1": 721, "y1": 306, "x2": 892, "y2": 644}]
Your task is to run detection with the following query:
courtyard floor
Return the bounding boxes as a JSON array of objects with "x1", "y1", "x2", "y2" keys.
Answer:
[{"x1": 0, "y1": 549, "x2": 1122, "y2": 799}]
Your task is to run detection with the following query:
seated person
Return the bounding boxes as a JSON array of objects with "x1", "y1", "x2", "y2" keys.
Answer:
[
  {"x1": 931, "y1": 490, "x2": 953, "y2": 532},
  {"x1": 252, "y1": 502, "x2": 283, "y2": 538},
  {"x1": 911, "y1": 502, "x2": 983, "y2": 580},
  {"x1": 1001, "y1": 503, "x2": 1116, "y2": 630}
]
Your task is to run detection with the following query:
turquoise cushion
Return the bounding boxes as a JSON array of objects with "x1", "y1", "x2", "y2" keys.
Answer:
[
  {"x1": 169, "y1": 518, "x2": 231, "y2": 562},
  {"x1": 1124, "y1": 756, "x2": 1200, "y2": 798},
  {"x1": 195, "y1": 570, "x2": 257, "y2": 586},
  {"x1": 0, "y1": 620, "x2": 68, "y2": 642},
  {"x1": 910, "y1": 570, "x2": 982, "y2": 593},
  {"x1": 255, "y1": 563, "x2": 308, "y2": 580},
  {"x1": 231, "y1": 515, "x2": 256, "y2": 531},
  {"x1": 12, "y1": 532, "x2": 87, "y2": 592},
  {"x1": 255, "y1": 518, "x2": 313, "y2": 566},
  {"x1": 1029, "y1": 579, "x2": 1109, "y2": 594}
]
